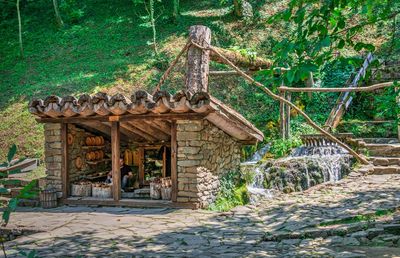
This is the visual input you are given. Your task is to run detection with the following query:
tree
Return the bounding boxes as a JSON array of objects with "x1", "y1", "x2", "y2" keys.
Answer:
[
  {"x1": 173, "y1": 0, "x2": 179, "y2": 21},
  {"x1": 16, "y1": 0, "x2": 23, "y2": 58},
  {"x1": 52, "y1": 0, "x2": 64, "y2": 27},
  {"x1": 268, "y1": 0, "x2": 400, "y2": 85}
]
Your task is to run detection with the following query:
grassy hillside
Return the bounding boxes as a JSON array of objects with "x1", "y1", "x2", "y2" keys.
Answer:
[{"x1": 0, "y1": 0, "x2": 397, "y2": 160}]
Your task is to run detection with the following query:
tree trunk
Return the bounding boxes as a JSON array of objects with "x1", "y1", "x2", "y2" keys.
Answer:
[
  {"x1": 16, "y1": 0, "x2": 23, "y2": 58},
  {"x1": 233, "y1": 0, "x2": 253, "y2": 18},
  {"x1": 53, "y1": 0, "x2": 64, "y2": 28},
  {"x1": 173, "y1": 0, "x2": 179, "y2": 20},
  {"x1": 210, "y1": 46, "x2": 272, "y2": 70},
  {"x1": 149, "y1": 0, "x2": 158, "y2": 55}
]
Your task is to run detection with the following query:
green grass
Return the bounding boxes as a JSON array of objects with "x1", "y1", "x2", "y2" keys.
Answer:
[{"x1": 208, "y1": 183, "x2": 249, "y2": 212}]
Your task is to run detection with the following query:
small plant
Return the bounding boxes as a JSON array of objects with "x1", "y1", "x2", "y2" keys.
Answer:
[
  {"x1": 0, "y1": 145, "x2": 38, "y2": 258},
  {"x1": 208, "y1": 170, "x2": 249, "y2": 212}
]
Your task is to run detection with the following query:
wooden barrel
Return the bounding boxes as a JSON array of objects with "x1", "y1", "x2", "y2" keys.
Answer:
[
  {"x1": 40, "y1": 189, "x2": 57, "y2": 209},
  {"x1": 160, "y1": 187, "x2": 172, "y2": 200},
  {"x1": 71, "y1": 183, "x2": 92, "y2": 197},
  {"x1": 92, "y1": 185, "x2": 112, "y2": 198}
]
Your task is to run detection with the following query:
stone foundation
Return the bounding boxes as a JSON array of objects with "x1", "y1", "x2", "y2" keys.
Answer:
[{"x1": 176, "y1": 120, "x2": 241, "y2": 208}]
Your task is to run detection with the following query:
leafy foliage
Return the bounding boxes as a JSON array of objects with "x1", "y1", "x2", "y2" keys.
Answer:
[
  {"x1": 268, "y1": 0, "x2": 400, "y2": 85},
  {"x1": 208, "y1": 170, "x2": 249, "y2": 212}
]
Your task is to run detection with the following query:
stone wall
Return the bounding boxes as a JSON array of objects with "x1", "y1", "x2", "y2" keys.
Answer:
[
  {"x1": 176, "y1": 120, "x2": 241, "y2": 208},
  {"x1": 43, "y1": 123, "x2": 63, "y2": 197}
]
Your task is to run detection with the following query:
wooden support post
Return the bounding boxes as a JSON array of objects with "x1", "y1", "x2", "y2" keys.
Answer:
[
  {"x1": 279, "y1": 90, "x2": 286, "y2": 139},
  {"x1": 111, "y1": 121, "x2": 121, "y2": 201},
  {"x1": 138, "y1": 147, "x2": 144, "y2": 185},
  {"x1": 171, "y1": 120, "x2": 177, "y2": 202},
  {"x1": 61, "y1": 123, "x2": 69, "y2": 199},
  {"x1": 186, "y1": 25, "x2": 211, "y2": 94},
  {"x1": 285, "y1": 92, "x2": 291, "y2": 139},
  {"x1": 162, "y1": 146, "x2": 167, "y2": 178}
]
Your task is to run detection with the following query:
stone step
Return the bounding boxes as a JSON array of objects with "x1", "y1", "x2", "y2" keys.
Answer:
[
  {"x1": 0, "y1": 197, "x2": 40, "y2": 207},
  {"x1": 363, "y1": 144, "x2": 400, "y2": 157},
  {"x1": 369, "y1": 157, "x2": 400, "y2": 166},
  {"x1": 360, "y1": 138, "x2": 399, "y2": 144},
  {"x1": 371, "y1": 166, "x2": 400, "y2": 175}
]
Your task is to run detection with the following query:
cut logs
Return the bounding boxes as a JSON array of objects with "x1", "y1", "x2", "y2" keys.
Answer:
[{"x1": 71, "y1": 181, "x2": 92, "y2": 197}]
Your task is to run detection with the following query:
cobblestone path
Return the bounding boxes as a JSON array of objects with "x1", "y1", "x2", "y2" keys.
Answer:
[{"x1": 4, "y1": 174, "x2": 400, "y2": 257}]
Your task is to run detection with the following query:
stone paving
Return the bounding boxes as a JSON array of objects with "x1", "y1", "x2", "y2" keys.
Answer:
[{"x1": 4, "y1": 174, "x2": 400, "y2": 257}]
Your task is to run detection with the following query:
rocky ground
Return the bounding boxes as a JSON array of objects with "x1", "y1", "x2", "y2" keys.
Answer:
[{"x1": 3, "y1": 173, "x2": 400, "y2": 257}]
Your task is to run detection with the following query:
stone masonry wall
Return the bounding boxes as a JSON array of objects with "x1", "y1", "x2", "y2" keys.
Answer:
[
  {"x1": 43, "y1": 123, "x2": 63, "y2": 197},
  {"x1": 176, "y1": 120, "x2": 241, "y2": 208}
]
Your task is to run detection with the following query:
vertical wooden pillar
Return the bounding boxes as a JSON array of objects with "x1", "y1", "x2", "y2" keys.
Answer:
[
  {"x1": 279, "y1": 90, "x2": 286, "y2": 139},
  {"x1": 285, "y1": 92, "x2": 291, "y2": 139},
  {"x1": 138, "y1": 147, "x2": 144, "y2": 185},
  {"x1": 170, "y1": 120, "x2": 177, "y2": 202},
  {"x1": 111, "y1": 121, "x2": 121, "y2": 201},
  {"x1": 162, "y1": 146, "x2": 167, "y2": 178},
  {"x1": 61, "y1": 123, "x2": 69, "y2": 199},
  {"x1": 186, "y1": 25, "x2": 211, "y2": 94}
]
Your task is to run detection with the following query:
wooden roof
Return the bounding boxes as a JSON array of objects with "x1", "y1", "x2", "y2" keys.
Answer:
[{"x1": 29, "y1": 90, "x2": 264, "y2": 144}]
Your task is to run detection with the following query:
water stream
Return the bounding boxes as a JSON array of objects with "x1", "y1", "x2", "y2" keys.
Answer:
[{"x1": 243, "y1": 144, "x2": 353, "y2": 204}]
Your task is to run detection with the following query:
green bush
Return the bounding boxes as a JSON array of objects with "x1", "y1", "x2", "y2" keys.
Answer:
[{"x1": 208, "y1": 170, "x2": 249, "y2": 212}]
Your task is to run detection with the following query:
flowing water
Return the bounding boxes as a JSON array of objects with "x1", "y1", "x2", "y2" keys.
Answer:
[{"x1": 243, "y1": 143, "x2": 353, "y2": 204}]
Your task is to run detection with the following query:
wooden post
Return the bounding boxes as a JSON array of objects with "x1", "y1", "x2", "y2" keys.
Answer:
[
  {"x1": 111, "y1": 121, "x2": 121, "y2": 201},
  {"x1": 61, "y1": 123, "x2": 69, "y2": 199},
  {"x1": 138, "y1": 147, "x2": 144, "y2": 185},
  {"x1": 285, "y1": 92, "x2": 291, "y2": 139},
  {"x1": 170, "y1": 120, "x2": 177, "y2": 202},
  {"x1": 186, "y1": 25, "x2": 211, "y2": 94},
  {"x1": 279, "y1": 90, "x2": 286, "y2": 139},
  {"x1": 162, "y1": 146, "x2": 167, "y2": 178}
]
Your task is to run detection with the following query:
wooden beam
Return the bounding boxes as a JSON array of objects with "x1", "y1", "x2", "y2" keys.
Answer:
[
  {"x1": 152, "y1": 120, "x2": 172, "y2": 133},
  {"x1": 124, "y1": 121, "x2": 159, "y2": 142},
  {"x1": 130, "y1": 121, "x2": 170, "y2": 141},
  {"x1": 285, "y1": 92, "x2": 291, "y2": 139},
  {"x1": 36, "y1": 112, "x2": 208, "y2": 124},
  {"x1": 111, "y1": 121, "x2": 121, "y2": 201},
  {"x1": 141, "y1": 120, "x2": 171, "y2": 138},
  {"x1": 171, "y1": 120, "x2": 177, "y2": 202},
  {"x1": 279, "y1": 91, "x2": 286, "y2": 139},
  {"x1": 61, "y1": 123, "x2": 69, "y2": 199},
  {"x1": 278, "y1": 81, "x2": 395, "y2": 93}
]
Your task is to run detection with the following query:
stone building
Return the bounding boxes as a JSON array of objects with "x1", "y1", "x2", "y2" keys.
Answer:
[{"x1": 28, "y1": 26, "x2": 264, "y2": 208}]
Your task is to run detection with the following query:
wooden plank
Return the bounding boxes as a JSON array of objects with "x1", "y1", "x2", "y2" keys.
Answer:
[
  {"x1": 138, "y1": 147, "x2": 144, "y2": 185},
  {"x1": 124, "y1": 121, "x2": 159, "y2": 142},
  {"x1": 36, "y1": 113, "x2": 208, "y2": 123},
  {"x1": 141, "y1": 120, "x2": 171, "y2": 138},
  {"x1": 171, "y1": 120, "x2": 177, "y2": 202},
  {"x1": 61, "y1": 123, "x2": 69, "y2": 199},
  {"x1": 285, "y1": 92, "x2": 291, "y2": 139},
  {"x1": 111, "y1": 121, "x2": 121, "y2": 201},
  {"x1": 130, "y1": 121, "x2": 170, "y2": 141},
  {"x1": 152, "y1": 120, "x2": 172, "y2": 133},
  {"x1": 279, "y1": 91, "x2": 286, "y2": 139}
]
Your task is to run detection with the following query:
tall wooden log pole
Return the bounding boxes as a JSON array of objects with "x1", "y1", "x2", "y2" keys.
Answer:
[
  {"x1": 186, "y1": 25, "x2": 211, "y2": 94},
  {"x1": 279, "y1": 90, "x2": 286, "y2": 139},
  {"x1": 190, "y1": 41, "x2": 369, "y2": 164},
  {"x1": 111, "y1": 121, "x2": 121, "y2": 201},
  {"x1": 285, "y1": 92, "x2": 291, "y2": 139}
]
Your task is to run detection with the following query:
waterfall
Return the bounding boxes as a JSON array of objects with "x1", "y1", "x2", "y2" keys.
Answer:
[{"x1": 242, "y1": 141, "x2": 354, "y2": 203}]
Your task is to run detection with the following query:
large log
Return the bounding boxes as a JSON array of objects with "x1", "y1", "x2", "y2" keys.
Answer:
[
  {"x1": 186, "y1": 25, "x2": 211, "y2": 94},
  {"x1": 210, "y1": 47, "x2": 272, "y2": 70}
]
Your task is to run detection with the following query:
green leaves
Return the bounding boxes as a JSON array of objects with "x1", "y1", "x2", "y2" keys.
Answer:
[{"x1": 7, "y1": 144, "x2": 16, "y2": 163}]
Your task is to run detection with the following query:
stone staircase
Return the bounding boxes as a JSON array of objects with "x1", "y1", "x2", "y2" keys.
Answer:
[
  {"x1": 0, "y1": 178, "x2": 40, "y2": 207},
  {"x1": 354, "y1": 138, "x2": 400, "y2": 175}
]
